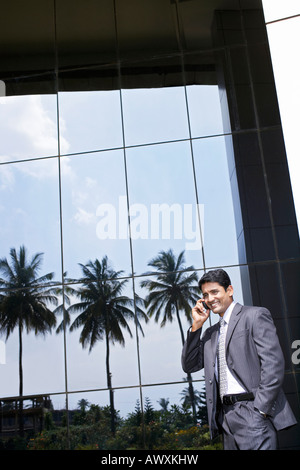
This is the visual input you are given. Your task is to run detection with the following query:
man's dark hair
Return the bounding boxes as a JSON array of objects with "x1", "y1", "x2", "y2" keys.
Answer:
[{"x1": 198, "y1": 269, "x2": 231, "y2": 291}]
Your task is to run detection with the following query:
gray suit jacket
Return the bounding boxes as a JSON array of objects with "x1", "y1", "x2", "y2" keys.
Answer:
[{"x1": 181, "y1": 303, "x2": 297, "y2": 439}]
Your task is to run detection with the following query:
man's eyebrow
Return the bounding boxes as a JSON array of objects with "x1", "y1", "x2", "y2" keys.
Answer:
[{"x1": 203, "y1": 288, "x2": 219, "y2": 295}]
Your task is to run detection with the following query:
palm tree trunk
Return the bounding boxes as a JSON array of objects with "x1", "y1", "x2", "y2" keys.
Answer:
[
  {"x1": 186, "y1": 372, "x2": 197, "y2": 424},
  {"x1": 105, "y1": 330, "x2": 115, "y2": 435},
  {"x1": 18, "y1": 321, "x2": 24, "y2": 437},
  {"x1": 175, "y1": 305, "x2": 186, "y2": 346},
  {"x1": 175, "y1": 305, "x2": 197, "y2": 423}
]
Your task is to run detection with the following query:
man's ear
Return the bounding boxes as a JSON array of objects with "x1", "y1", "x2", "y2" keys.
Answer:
[{"x1": 227, "y1": 285, "x2": 234, "y2": 298}]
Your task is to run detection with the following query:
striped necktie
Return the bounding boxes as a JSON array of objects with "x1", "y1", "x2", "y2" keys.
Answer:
[{"x1": 217, "y1": 317, "x2": 227, "y2": 400}]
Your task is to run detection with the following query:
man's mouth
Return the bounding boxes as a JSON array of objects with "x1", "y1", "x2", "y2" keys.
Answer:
[{"x1": 210, "y1": 301, "x2": 219, "y2": 309}]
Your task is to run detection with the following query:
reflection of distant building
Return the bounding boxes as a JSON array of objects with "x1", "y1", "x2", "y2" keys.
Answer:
[
  {"x1": 0, "y1": 395, "x2": 84, "y2": 440},
  {"x1": 0, "y1": 395, "x2": 52, "y2": 438}
]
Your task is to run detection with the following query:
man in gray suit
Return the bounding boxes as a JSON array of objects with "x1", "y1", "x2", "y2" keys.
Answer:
[{"x1": 182, "y1": 269, "x2": 296, "y2": 450}]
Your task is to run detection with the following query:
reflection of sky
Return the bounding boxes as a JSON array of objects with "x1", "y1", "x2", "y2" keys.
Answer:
[
  {"x1": 0, "y1": 95, "x2": 59, "y2": 160},
  {"x1": 58, "y1": 90, "x2": 123, "y2": 154},
  {"x1": 0, "y1": 83, "x2": 245, "y2": 416}
]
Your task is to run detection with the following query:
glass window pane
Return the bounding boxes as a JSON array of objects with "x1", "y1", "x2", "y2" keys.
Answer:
[
  {"x1": 0, "y1": 158, "x2": 62, "y2": 279},
  {"x1": 186, "y1": 85, "x2": 224, "y2": 138},
  {"x1": 121, "y1": 86, "x2": 190, "y2": 146},
  {"x1": 0, "y1": 284, "x2": 65, "y2": 398},
  {"x1": 125, "y1": 141, "x2": 204, "y2": 275},
  {"x1": 136, "y1": 273, "x2": 201, "y2": 385},
  {"x1": 0, "y1": 85, "x2": 58, "y2": 163},
  {"x1": 58, "y1": 82, "x2": 123, "y2": 155},
  {"x1": 65, "y1": 279, "x2": 141, "y2": 392},
  {"x1": 192, "y1": 136, "x2": 240, "y2": 268},
  {"x1": 60, "y1": 150, "x2": 132, "y2": 280},
  {"x1": 0, "y1": 323, "x2": 66, "y2": 398}
]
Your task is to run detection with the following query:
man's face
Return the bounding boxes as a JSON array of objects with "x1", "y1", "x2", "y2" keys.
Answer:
[{"x1": 201, "y1": 282, "x2": 233, "y2": 316}]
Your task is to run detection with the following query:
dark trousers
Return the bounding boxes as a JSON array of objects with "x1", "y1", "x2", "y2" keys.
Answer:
[{"x1": 218, "y1": 400, "x2": 278, "y2": 450}]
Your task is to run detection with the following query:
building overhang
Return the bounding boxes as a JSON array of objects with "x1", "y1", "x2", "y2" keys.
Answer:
[{"x1": 0, "y1": 0, "x2": 263, "y2": 95}]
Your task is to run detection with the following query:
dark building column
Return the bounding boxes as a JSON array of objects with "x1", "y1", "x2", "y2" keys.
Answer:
[{"x1": 213, "y1": 6, "x2": 300, "y2": 449}]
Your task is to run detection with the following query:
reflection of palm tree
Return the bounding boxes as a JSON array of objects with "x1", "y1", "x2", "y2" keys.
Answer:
[
  {"x1": 180, "y1": 381, "x2": 203, "y2": 407},
  {"x1": 69, "y1": 255, "x2": 148, "y2": 434},
  {"x1": 140, "y1": 249, "x2": 199, "y2": 422},
  {"x1": 180, "y1": 382, "x2": 208, "y2": 425},
  {"x1": 54, "y1": 273, "x2": 78, "y2": 334},
  {"x1": 157, "y1": 397, "x2": 169, "y2": 412},
  {"x1": 0, "y1": 246, "x2": 57, "y2": 435}
]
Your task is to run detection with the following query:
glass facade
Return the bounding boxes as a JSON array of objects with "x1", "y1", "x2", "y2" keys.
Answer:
[{"x1": 0, "y1": 0, "x2": 299, "y2": 450}]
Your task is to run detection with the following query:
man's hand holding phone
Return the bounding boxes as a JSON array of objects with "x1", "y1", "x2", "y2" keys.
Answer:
[{"x1": 191, "y1": 299, "x2": 210, "y2": 332}]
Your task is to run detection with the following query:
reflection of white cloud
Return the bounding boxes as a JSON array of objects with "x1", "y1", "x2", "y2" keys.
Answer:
[
  {"x1": 0, "y1": 94, "x2": 70, "y2": 161},
  {"x1": 62, "y1": 173, "x2": 99, "y2": 226},
  {"x1": 84, "y1": 176, "x2": 97, "y2": 188},
  {"x1": 73, "y1": 207, "x2": 96, "y2": 225},
  {"x1": 71, "y1": 177, "x2": 100, "y2": 226},
  {"x1": 18, "y1": 96, "x2": 59, "y2": 154},
  {"x1": 72, "y1": 177, "x2": 98, "y2": 205},
  {"x1": 15, "y1": 207, "x2": 28, "y2": 219},
  {"x1": 73, "y1": 189, "x2": 89, "y2": 206},
  {"x1": 0, "y1": 93, "x2": 74, "y2": 180}
]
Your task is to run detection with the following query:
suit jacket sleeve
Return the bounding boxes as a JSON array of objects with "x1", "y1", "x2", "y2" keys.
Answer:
[
  {"x1": 252, "y1": 307, "x2": 285, "y2": 416},
  {"x1": 181, "y1": 327, "x2": 204, "y2": 374}
]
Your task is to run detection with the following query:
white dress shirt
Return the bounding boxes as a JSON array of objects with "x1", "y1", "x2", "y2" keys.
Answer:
[{"x1": 215, "y1": 301, "x2": 246, "y2": 395}]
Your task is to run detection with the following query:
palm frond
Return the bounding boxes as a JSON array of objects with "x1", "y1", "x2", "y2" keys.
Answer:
[{"x1": 140, "y1": 249, "x2": 199, "y2": 335}]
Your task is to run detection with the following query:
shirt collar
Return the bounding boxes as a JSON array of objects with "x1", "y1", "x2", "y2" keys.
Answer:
[{"x1": 222, "y1": 301, "x2": 236, "y2": 324}]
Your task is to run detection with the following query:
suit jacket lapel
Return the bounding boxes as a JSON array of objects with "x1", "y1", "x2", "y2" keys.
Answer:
[
  {"x1": 225, "y1": 302, "x2": 243, "y2": 350},
  {"x1": 211, "y1": 324, "x2": 219, "y2": 359}
]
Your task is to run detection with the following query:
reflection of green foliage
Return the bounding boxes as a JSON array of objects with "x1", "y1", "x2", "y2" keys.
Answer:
[
  {"x1": 22, "y1": 397, "x2": 222, "y2": 451},
  {"x1": 44, "y1": 412, "x2": 55, "y2": 431}
]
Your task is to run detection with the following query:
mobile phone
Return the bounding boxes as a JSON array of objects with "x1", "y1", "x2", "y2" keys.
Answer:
[{"x1": 202, "y1": 301, "x2": 209, "y2": 310}]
